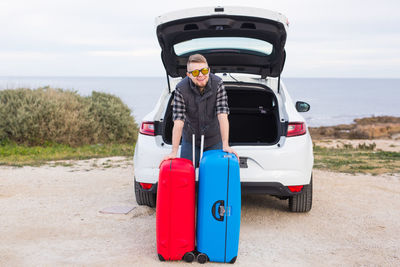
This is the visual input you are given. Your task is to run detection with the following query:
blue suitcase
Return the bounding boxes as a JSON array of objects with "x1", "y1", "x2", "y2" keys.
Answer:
[{"x1": 196, "y1": 149, "x2": 241, "y2": 264}]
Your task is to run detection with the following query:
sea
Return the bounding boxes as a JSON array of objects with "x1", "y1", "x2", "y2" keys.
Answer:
[{"x1": 0, "y1": 76, "x2": 399, "y2": 127}]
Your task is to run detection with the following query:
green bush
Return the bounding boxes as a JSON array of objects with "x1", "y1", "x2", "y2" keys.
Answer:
[{"x1": 0, "y1": 87, "x2": 138, "y2": 146}]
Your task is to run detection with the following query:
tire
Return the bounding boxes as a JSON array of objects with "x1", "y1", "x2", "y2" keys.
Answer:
[
  {"x1": 158, "y1": 254, "x2": 165, "y2": 261},
  {"x1": 288, "y1": 175, "x2": 312, "y2": 212},
  {"x1": 197, "y1": 253, "x2": 208, "y2": 264},
  {"x1": 134, "y1": 179, "x2": 156, "y2": 208},
  {"x1": 183, "y1": 251, "x2": 195, "y2": 262}
]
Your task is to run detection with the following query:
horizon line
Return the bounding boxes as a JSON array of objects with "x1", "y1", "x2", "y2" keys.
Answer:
[{"x1": 1, "y1": 75, "x2": 400, "y2": 80}]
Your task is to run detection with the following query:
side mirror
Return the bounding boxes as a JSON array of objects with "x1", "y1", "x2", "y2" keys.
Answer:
[{"x1": 295, "y1": 101, "x2": 310, "y2": 112}]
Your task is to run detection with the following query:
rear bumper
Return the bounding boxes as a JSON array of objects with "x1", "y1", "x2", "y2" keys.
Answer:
[
  {"x1": 241, "y1": 182, "x2": 302, "y2": 196},
  {"x1": 135, "y1": 180, "x2": 305, "y2": 197}
]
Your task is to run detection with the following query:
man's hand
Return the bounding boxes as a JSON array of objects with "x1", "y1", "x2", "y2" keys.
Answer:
[
  {"x1": 161, "y1": 120, "x2": 184, "y2": 165},
  {"x1": 223, "y1": 145, "x2": 239, "y2": 161},
  {"x1": 162, "y1": 151, "x2": 178, "y2": 162},
  {"x1": 218, "y1": 114, "x2": 238, "y2": 160}
]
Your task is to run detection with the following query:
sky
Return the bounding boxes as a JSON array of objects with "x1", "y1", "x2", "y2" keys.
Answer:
[{"x1": 0, "y1": 0, "x2": 399, "y2": 78}]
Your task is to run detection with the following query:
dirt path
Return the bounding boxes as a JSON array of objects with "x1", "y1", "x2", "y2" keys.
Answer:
[{"x1": 1, "y1": 158, "x2": 399, "y2": 266}]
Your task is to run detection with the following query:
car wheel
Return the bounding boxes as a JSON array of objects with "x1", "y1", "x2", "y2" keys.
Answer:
[
  {"x1": 288, "y1": 175, "x2": 312, "y2": 212},
  {"x1": 134, "y1": 179, "x2": 156, "y2": 208}
]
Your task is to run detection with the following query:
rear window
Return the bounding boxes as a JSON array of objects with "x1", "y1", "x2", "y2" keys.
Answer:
[{"x1": 174, "y1": 37, "x2": 273, "y2": 56}]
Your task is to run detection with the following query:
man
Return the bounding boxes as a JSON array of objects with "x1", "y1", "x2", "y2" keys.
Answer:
[{"x1": 163, "y1": 54, "x2": 238, "y2": 166}]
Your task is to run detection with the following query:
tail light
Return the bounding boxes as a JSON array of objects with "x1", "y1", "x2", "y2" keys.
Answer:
[
  {"x1": 140, "y1": 183, "x2": 153, "y2": 190},
  {"x1": 140, "y1": 121, "x2": 155, "y2": 136},
  {"x1": 287, "y1": 122, "x2": 306, "y2": 137},
  {"x1": 288, "y1": 185, "x2": 304, "y2": 192}
]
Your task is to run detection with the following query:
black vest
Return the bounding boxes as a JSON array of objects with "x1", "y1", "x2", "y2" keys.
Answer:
[{"x1": 176, "y1": 73, "x2": 222, "y2": 148}]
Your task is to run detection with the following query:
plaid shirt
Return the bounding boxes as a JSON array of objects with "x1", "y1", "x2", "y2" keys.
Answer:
[{"x1": 172, "y1": 81, "x2": 229, "y2": 121}]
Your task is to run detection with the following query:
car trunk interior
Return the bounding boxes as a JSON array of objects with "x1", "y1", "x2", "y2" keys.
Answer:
[{"x1": 162, "y1": 82, "x2": 280, "y2": 145}]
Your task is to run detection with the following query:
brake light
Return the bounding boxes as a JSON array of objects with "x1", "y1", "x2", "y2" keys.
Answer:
[
  {"x1": 140, "y1": 121, "x2": 155, "y2": 136},
  {"x1": 288, "y1": 185, "x2": 303, "y2": 192},
  {"x1": 140, "y1": 183, "x2": 153, "y2": 190},
  {"x1": 287, "y1": 122, "x2": 306, "y2": 137}
]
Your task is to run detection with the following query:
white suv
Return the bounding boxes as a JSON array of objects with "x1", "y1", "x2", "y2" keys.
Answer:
[{"x1": 134, "y1": 6, "x2": 314, "y2": 212}]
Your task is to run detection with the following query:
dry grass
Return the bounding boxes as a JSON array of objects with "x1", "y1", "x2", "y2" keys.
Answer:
[
  {"x1": 313, "y1": 144, "x2": 400, "y2": 175},
  {"x1": 0, "y1": 143, "x2": 134, "y2": 166}
]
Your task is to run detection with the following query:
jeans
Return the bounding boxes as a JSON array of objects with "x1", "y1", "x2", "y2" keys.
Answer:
[{"x1": 180, "y1": 138, "x2": 222, "y2": 167}]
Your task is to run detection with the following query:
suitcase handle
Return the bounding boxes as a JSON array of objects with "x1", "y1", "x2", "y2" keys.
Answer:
[
  {"x1": 211, "y1": 200, "x2": 225, "y2": 222},
  {"x1": 192, "y1": 134, "x2": 205, "y2": 168}
]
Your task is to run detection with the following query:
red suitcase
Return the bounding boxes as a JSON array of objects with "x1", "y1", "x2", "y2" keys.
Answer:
[{"x1": 156, "y1": 158, "x2": 196, "y2": 262}]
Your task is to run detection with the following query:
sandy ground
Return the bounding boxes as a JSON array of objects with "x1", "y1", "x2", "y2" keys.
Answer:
[{"x1": 1, "y1": 157, "x2": 399, "y2": 266}]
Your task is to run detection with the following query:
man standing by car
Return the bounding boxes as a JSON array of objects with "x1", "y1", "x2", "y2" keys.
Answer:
[{"x1": 163, "y1": 54, "x2": 238, "y2": 166}]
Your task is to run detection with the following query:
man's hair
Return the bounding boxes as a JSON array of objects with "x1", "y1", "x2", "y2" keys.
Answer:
[{"x1": 187, "y1": 54, "x2": 208, "y2": 69}]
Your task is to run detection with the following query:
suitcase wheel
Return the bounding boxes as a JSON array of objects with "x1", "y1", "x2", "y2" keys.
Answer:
[
  {"x1": 197, "y1": 253, "x2": 208, "y2": 264},
  {"x1": 183, "y1": 251, "x2": 195, "y2": 262},
  {"x1": 158, "y1": 254, "x2": 165, "y2": 261}
]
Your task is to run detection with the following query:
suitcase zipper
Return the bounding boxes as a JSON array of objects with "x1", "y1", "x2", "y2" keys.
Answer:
[
  {"x1": 224, "y1": 156, "x2": 230, "y2": 263},
  {"x1": 168, "y1": 159, "x2": 172, "y2": 260}
]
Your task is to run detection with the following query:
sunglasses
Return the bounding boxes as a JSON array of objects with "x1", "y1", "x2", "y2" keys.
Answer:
[{"x1": 187, "y1": 68, "x2": 210, "y2": 77}]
